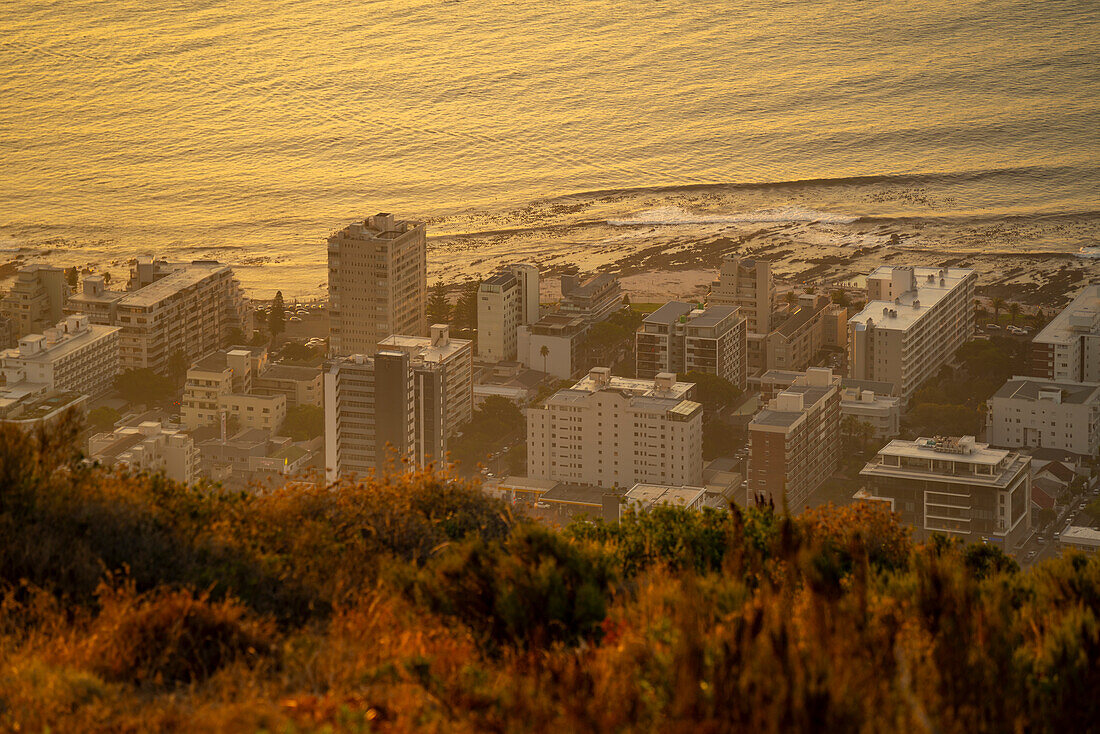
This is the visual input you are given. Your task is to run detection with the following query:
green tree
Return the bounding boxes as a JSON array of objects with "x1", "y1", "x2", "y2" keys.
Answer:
[
  {"x1": 1084, "y1": 498, "x2": 1100, "y2": 523},
  {"x1": 166, "y1": 349, "x2": 190, "y2": 384},
  {"x1": 427, "y1": 283, "x2": 452, "y2": 325},
  {"x1": 677, "y1": 371, "x2": 742, "y2": 412},
  {"x1": 114, "y1": 368, "x2": 174, "y2": 406},
  {"x1": 87, "y1": 405, "x2": 121, "y2": 433},
  {"x1": 280, "y1": 405, "x2": 324, "y2": 441},
  {"x1": 1008, "y1": 302, "x2": 1021, "y2": 325},
  {"x1": 453, "y1": 282, "x2": 479, "y2": 333},
  {"x1": 540, "y1": 344, "x2": 550, "y2": 375},
  {"x1": 65, "y1": 266, "x2": 79, "y2": 288},
  {"x1": 269, "y1": 291, "x2": 286, "y2": 342},
  {"x1": 226, "y1": 327, "x2": 247, "y2": 346},
  {"x1": 102, "y1": 271, "x2": 112, "y2": 286},
  {"x1": 784, "y1": 291, "x2": 798, "y2": 307},
  {"x1": 990, "y1": 296, "x2": 1006, "y2": 323},
  {"x1": 449, "y1": 396, "x2": 525, "y2": 471},
  {"x1": 831, "y1": 290, "x2": 850, "y2": 307},
  {"x1": 702, "y1": 418, "x2": 741, "y2": 461}
]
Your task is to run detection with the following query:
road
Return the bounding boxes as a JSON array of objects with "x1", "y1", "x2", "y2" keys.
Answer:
[{"x1": 1017, "y1": 479, "x2": 1100, "y2": 568}]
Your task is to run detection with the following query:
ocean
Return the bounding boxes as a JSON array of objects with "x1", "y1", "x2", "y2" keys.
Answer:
[{"x1": 2, "y1": 0, "x2": 1098, "y2": 298}]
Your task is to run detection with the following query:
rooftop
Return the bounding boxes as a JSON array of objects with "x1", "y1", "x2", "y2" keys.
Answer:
[
  {"x1": 1060, "y1": 526, "x2": 1100, "y2": 546},
  {"x1": 114, "y1": 263, "x2": 233, "y2": 309},
  {"x1": 993, "y1": 377, "x2": 1100, "y2": 405},
  {"x1": 482, "y1": 271, "x2": 518, "y2": 288},
  {"x1": 1033, "y1": 284, "x2": 1100, "y2": 346},
  {"x1": 540, "y1": 483, "x2": 618, "y2": 506},
  {"x1": 848, "y1": 266, "x2": 974, "y2": 332},
  {"x1": 2, "y1": 321, "x2": 119, "y2": 364},
  {"x1": 875, "y1": 436, "x2": 1009, "y2": 465},
  {"x1": 570, "y1": 370, "x2": 693, "y2": 400},
  {"x1": 259, "y1": 364, "x2": 322, "y2": 381},
  {"x1": 377, "y1": 331, "x2": 472, "y2": 363},
  {"x1": 623, "y1": 483, "x2": 707, "y2": 511}
]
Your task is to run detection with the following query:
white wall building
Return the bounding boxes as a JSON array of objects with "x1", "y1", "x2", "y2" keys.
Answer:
[
  {"x1": 527, "y1": 368, "x2": 703, "y2": 489},
  {"x1": 0, "y1": 315, "x2": 120, "y2": 397},
  {"x1": 709, "y1": 255, "x2": 775, "y2": 335},
  {"x1": 88, "y1": 421, "x2": 199, "y2": 484},
  {"x1": 518, "y1": 313, "x2": 589, "y2": 379},
  {"x1": 840, "y1": 386, "x2": 901, "y2": 440},
  {"x1": 1029, "y1": 284, "x2": 1100, "y2": 383},
  {"x1": 847, "y1": 266, "x2": 976, "y2": 400},
  {"x1": 477, "y1": 264, "x2": 539, "y2": 363},
  {"x1": 987, "y1": 377, "x2": 1100, "y2": 457}
]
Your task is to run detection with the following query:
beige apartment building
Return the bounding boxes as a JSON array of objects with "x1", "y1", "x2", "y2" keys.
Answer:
[
  {"x1": 987, "y1": 378, "x2": 1100, "y2": 457},
  {"x1": 0, "y1": 315, "x2": 120, "y2": 397},
  {"x1": 88, "y1": 421, "x2": 199, "y2": 484},
  {"x1": 1029, "y1": 283, "x2": 1100, "y2": 383},
  {"x1": 328, "y1": 213, "x2": 427, "y2": 356},
  {"x1": 558, "y1": 273, "x2": 624, "y2": 323},
  {"x1": 710, "y1": 255, "x2": 776, "y2": 335},
  {"x1": 67, "y1": 258, "x2": 252, "y2": 375},
  {"x1": 477, "y1": 264, "x2": 540, "y2": 363},
  {"x1": 1, "y1": 264, "x2": 70, "y2": 339},
  {"x1": 847, "y1": 266, "x2": 976, "y2": 401},
  {"x1": 252, "y1": 363, "x2": 323, "y2": 409},
  {"x1": 527, "y1": 368, "x2": 703, "y2": 489},
  {"x1": 858, "y1": 436, "x2": 1031, "y2": 548},
  {"x1": 747, "y1": 368, "x2": 841, "y2": 510},
  {"x1": 635, "y1": 302, "x2": 748, "y2": 388},
  {"x1": 181, "y1": 347, "x2": 285, "y2": 434}
]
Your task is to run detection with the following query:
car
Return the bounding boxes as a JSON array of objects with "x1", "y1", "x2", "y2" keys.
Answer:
[
  {"x1": 1036, "y1": 535, "x2": 1047, "y2": 544},
  {"x1": 1026, "y1": 550, "x2": 1037, "y2": 560},
  {"x1": 986, "y1": 323, "x2": 1000, "y2": 330},
  {"x1": 289, "y1": 316, "x2": 303, "y2": 323}
]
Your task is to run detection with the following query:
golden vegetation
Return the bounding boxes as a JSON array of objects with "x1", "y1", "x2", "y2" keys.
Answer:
[{"x1": 0, "y1": 416, "x2": 1097, "y2": 732}]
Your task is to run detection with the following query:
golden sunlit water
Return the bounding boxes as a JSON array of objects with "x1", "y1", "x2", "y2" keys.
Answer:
[{"x1": 2, "y1": 0, "x2": 1098, "y2": 296}]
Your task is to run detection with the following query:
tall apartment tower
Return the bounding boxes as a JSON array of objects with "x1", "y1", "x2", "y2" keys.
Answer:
[
  {"x1": 324, "y1": 351, "x2": 415, "y2": 481},
  {"x1": 1029, "y1": 283, "x2": 1100, "y2": 383},
  {"x1": 477, "y1": 263, "x2": 540, "y2": 363},
  {"x1": 328, "y1": 213, "x2": 427, "y2": 357},
  {"x1": 710, "y1": 256, "x2": 776, "y2": 335},
  {"x1": 1, "y1": 265, "x2": 70, "y2": 339},
  {"x1": 847, "y1": 266, "x2": 976, "y2": 401}
]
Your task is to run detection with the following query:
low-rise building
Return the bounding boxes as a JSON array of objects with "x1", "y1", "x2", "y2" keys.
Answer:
[
  {"x1": 840, "y1": 386, "x2": 901, "y2": 440},
  {"x1": 558, "y1": 273, "x2": 623, "y2": 324},
  {"x1": 0, "y1": 315, "x2": 120, "y2": 397},
  {"x1": 636, "y1": 302, "x2": 747, "y2": 388},
  {"x1": 747, "y1": 368, "x2": 841, "y2": 510},
  {"x1": 0, "y1": 386, "x2": 86, "y2": 430},
  {"x1": 987, "y1": 378, "x2": 1100, "y2": 456},
  {"x1": 88, "y1": 421, "x2": 199, "y2": 483},
  {"x1": 1029, "y1": 283, "x2": 1100, "y2": 383},
  {"x1": 252, "y1": 363, "x2": 323, "y2": 408},
  {"x1": 518, "y1": 313, "x2": 589, "y2": 379},
  {"x1": 527, "y1": 368, "x2": 703, "y2": 489},
  {"x1": 858, "y1": 435, "x2": 1031, "y2": 548},
  {"x1": 759, "y1": 296, "x2": 847, "y2": 375},
  {"x1": 1, "y1": 264, "x2": 69, "y2": 339},
  {"x1": 1059, "y1": 526, "x2": 1100, "y2": 554},
  {"x1": 621, "y1": 483, "x2": 710, "y2": 518}
]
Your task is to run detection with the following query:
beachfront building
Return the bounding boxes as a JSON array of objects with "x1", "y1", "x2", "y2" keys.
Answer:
[
  {"x1": 987, "y1": 377, "x2": 1100, "y2": 457},
  {"x1": 527, "y1": 368, "x2": 703, "y2": 489},
  {"x1": 324, "y1": 351, "x2": 415, "y2": 481},
  {"x1": 710, "y1": 255, "x2": 776, "y2": 335},
  {"x1": 0, "y1": 388, "x2": 87, "y2": 431},
  {"x1": 558, "y1": 273, "x2": 624, "y2": 324},
  {"x1": 847, "y1": 266, "x2": 977, "y2": 401},
  {"x1": 1, "y1": 264, "x2": 70, "y2": 339},
  {"x1": 377, "y1": 325, "x2": 474, "y2": 463},
  {"x1": 635, "y1": 302, "x2": 748, "y2": 387},
  {"x1": 88, "y1": 421, "x2": 199, "y2": 484},
  {"x1": 0, "y1": 315, "x2": 120, "y2": 397},
  {"x1": 1029, "y1": 284, "x2": 1100, "y2": 383},
  {"x1": 747, "y1": 367, "x2": 841, "y2": 510},
  {"x1": 518, "y1": 313, "x2": 589, "y2": 379},
  {"x1": 327, "y1": 213, "x2": 427, "y2": 356},
  {"x1": 67, "y1": 258, "x2": 252, "y2": 375},
  {"x1": 857, "y1": 436, "x2": 1031, "y2": 548},
  {"x1": 477, "y1": 264, "x2": 540, "y2": 362}
]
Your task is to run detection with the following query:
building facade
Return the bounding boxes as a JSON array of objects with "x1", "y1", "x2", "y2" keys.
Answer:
[
  {"x1": 636, "y1": 302, "x2": 748, "y2": 388},
  {"x1": 0, "y1": 315, "x2": 120, "y2": 397},
  {"x1": 88, "y1": 421, "x2": 199, "y2": 484},
  {"x1": 840, "y1": 386, "x2": 901, "y2": 440},
  {"x1": 252, "y1": 364, "x2": 323, "y2": 409},
  {"x1": 558, "y1": 273, "x2": 624, "y2": 323},
  {"x1": 987, "y1": 377, "x2": 1100, "y2": 456},
  {"x1": 858, "y1": 436, "x2": 1031, "y2": 548},
  {"x1": 180, "y1": 347, "x2": 284, "y2": 433},
  {"x1": 476, "y1": 264, "x2": 539, "y2": 363},
  {"x1": 1029, "y1": 284, "x2": 1100, "y2": 383},
  {"x1": 527, "y1": 368, "x2": 703, "y2": 489},
  {"x1": 327, "y1": 213, "x2": 427, "y2": 356},
  {"x1": 747, "y1": 368, "x2": 841, "y2": 510},
  {"x1": 709, "y1": 256, "x2": 775, "y2": 335},
  {"x1": 1, "y1": 265, "x2": 70, "y2": 339},
  {"x1": 518, "y1": 313, "x2": 589, "y2": 379},
  {"x1": 67, "y1": 259, "x2": 252, "y2": 375},
  {"x1": 847, "y1": 266, "x2": 976, "y2": 400}
]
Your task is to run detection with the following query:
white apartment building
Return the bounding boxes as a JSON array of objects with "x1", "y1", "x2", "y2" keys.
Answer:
[
  {"x1": 1, "y1": 264, "x2": 69, "y2": 339},
  {"x1": 477, "y1": 264, "x2": 540, "y2": 363},
  {"x1": 987, "y1": 377, "x2": 1100, "y2": 457},
  {"x1": 67, "y1": 259, "x2": 252, "y2": 374},
  {"x1": 0, "y1": 315, "x2": 120, "y2": 397},
  {"x1": 858, "y1": 436, "x2": 1031, "y2": 548},
  {"x1": 710, "y1": 255, "x2": 775, "y2": 335},
  {"x1": 527, "y1": 368, "x2": 703, "y2": 489},
  {"x1": 840, "y1": 386, "x2": 901, "y2": 440},
  {"x1": 181, "y1": 348, "x2": 285, "y2": 434},
  {"x1": 518, "y1": 313, "x2": 589, "y2": 379},
  {"x1": 328, "y1": 213, "x2": 427, "y2": 356},
  {"x1": 324, "y1": 351, "x2": 415, "y2": 481},
  {"x1": 847, "y1": 266, "x2": 976, "y2": 400},
  {"x1": 1029, "y1": 284, "x2": 1100, "y2": 383},
  {"x1": 378, "y1": 325, "x2": 474, "y2": 463},
  {"x1": 635, "y1": 302, "x2": 748, "y2": 388},
  {"x1": 558, "y1": 273, "x2": 624, "y2": 323},
  {"x1": 88, "y1": 421, "x2": 199, "y2": 484}
]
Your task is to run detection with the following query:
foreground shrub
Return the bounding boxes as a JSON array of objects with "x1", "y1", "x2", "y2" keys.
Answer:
[{"x1": 86, "y1": 583, "x2": 274, "y2": 687}]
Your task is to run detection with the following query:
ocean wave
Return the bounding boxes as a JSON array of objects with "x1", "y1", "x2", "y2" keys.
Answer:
[
  {"x1": 607, "y1": 206, "x2": 859, "y2": 227},
  {"x1": 1078, "y1": 247, "x2": 1100, "y2": 260}
]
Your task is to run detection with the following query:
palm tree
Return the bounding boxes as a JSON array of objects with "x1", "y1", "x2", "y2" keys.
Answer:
[
  {"x1": 990, "y1": 297, "x2": 1006, "y2": 324},
  {"x1": 540, "y1": 344, "x2": 550, "y2": 375},
  {"x1": 1008, "y1": 302, "x2": 1021, "y2": 324},
  {"x1": 784, "y1": 291, "x2": 798, "y2": 308}
]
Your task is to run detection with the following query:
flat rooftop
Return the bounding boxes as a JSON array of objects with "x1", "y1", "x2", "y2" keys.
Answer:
[
  {"x1": 117, "y1": 263, "x2": 232, "y2": 309},
  {"x1": 1060, "y1": 526, "x2": 1100, "y2": 546},
  {"x1": 1033, "y1": 284, "x2": 1100, "y2": 346},
  {"x1": 848, "y1": 266, "x2": 974, "y2": 332},
  {"x1": 570, "y1": 372, "x2": 694, "y2": 400},
  {"x1": 260, "y1": 364, "x2": 321, "y2": 381},
  {"x1": 993, "y1": 378, "x2": 1100, "y2": 405},
  {"x1": 3, "y1": 323, "x2": 119, "y2": 363},
  {"x1": 874, "y1": 436, "x2": 1010, "y2": 465},
  {"x1": 624, "y1": 483, "x2": 706, "y2": 510},
  {"x1": 377, "y1": 333, "x2": 471, "y2": 363}
]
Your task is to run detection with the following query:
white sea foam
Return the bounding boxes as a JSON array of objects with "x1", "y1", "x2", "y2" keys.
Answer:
[
  {"x1": 1077, "y1": 246, "x2": 1100, "y2": 259},
  {"x1": 607, "y1": 206, "x2": 859, "y2": 227}
]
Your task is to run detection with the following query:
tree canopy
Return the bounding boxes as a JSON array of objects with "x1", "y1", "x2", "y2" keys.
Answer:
[
  {"x1": 113, "y1": 368, "x2": 174, "y2": 406},
  {"x1": 280, "y1": 405, "x2": 324, "y2": 441}
]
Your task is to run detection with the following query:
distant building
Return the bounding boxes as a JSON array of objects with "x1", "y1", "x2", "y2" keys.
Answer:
[
  {"x1": 527, "y1": 368, "x2": 703, "y2": 489},
  {"x1": 840, "y1": 385, "x2": 901, "y2": 440},
  {"x1": 847, "y1": 266, "x2": 976, "y2": 400},
  {"x1": 621, "y1": 483, "x2": 712, "y2": 518},
  {"x1": 1029, "y1": 284, "x2": 1100, "y2": 383},
  {"x1": 858, "y1": 435, "x2": 1031, "y2": 548},
  {"x1": 1059, "y1": 526, "x2": 1100, "y2": 554},
  {"x1": 747, "y1": 367, "x2": 841, "y2": 509},
  {"x1": 477, "y1": 264, "x2": 540, "y2": 362},
  {"x1": 180, "y1": 347, "x2": 285, "y2": 434},
  {"x1": 88, "y1": 421, "x2": 199, "y2": 484},
  {"x1": 1, "y1": 264, "x2": 69, "y2": 339},
  {"x1": 327, "y1": 213, "x2": 427, "y2": 356},
  {"x1": 710, "y1": 255, "x2": 776, "y2": 335},
  {"x1": 0, "y1": 315, "x2": 120, "y2": 398},
  {"x1": 0, "y1": 388, "x2": 86, "y2": 430},
  {"x1": 197, "y1": 429, "x2": 312, "y2": 488},
  {"x1": 987, "y1": 377, "x2": 1100, "y2": 456},
  {"x1": 67, "y1": 258, "x2": 252, "y2": 375},
  {"x1": 518, "y1": 312, "x2": 589, "y2": 379},
  {"x1": 635, "y1": 302, "x2": 748, "y2": 388},
  {"x1": 758, "y1": 295, "x2": 848, "y2": 375},
  {"x1": 252, "y1": 363, "x2": 323, "y2": 409},
  {"x1": 558, "y1": 273, "x2": 624, "y2": 324}
]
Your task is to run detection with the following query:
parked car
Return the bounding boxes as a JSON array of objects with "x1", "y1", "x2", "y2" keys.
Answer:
[{"x1": 986, "y1": 323, "x2": 1000, "y2": 330}]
